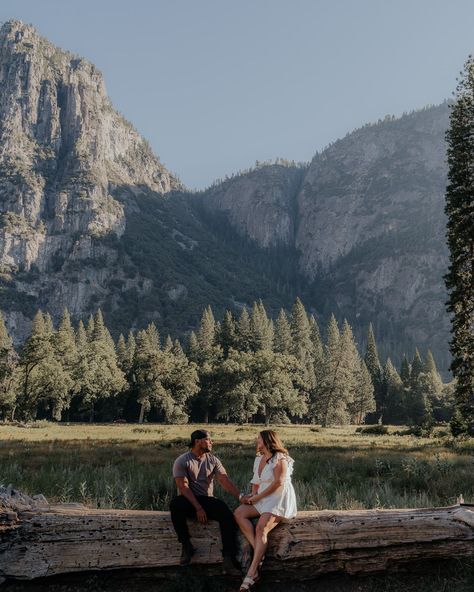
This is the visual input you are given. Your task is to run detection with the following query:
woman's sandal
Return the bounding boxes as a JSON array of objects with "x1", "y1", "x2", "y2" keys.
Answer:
[{"x1": 239, "y1": 574, "x2": 259, "y2": 592}]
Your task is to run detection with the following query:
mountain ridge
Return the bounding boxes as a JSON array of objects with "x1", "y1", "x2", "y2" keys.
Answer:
[{"x1": 0, "y1": 20, "x2": 452, "y2": 372}]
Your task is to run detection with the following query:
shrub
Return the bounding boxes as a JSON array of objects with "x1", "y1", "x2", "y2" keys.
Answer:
[{"x1": 359, "y1": 425, "x2": 388, "y2": 436}]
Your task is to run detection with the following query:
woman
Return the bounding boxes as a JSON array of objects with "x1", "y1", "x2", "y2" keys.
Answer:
[{"x1": 234, "y1": 430, "x2": 297, "y2": 591}]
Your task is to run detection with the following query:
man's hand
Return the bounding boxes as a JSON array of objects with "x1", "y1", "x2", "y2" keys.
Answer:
[
  {"x1": 196, "y1": 506, "x2": 207, "y2": 523},
  {"x1": 240, "y1": 494, "x2": 253, "y2": 505}
]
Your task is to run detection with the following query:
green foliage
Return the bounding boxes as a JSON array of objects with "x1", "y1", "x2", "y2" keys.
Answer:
[
  {"x1": 358, "y1": 424, "x2": 389, "y2": 435},
  {"x1": 0, "y1": 297, "x2": 452, "y2": 425},
  {"x1": 445, "y1": 57, "x2": 474, "y2": 435}
]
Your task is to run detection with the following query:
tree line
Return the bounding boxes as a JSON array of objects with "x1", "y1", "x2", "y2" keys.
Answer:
[{"x1": 0, "y1": 299, "x2": 453, "y2": 426}]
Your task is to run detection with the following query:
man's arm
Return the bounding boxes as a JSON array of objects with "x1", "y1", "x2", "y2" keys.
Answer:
[
  {"x1": 215, "y1": 472, "x2": 241, "y2": 501},
  {"x1": 174, "y1": 476, "x2": 208, "y2": 524}
]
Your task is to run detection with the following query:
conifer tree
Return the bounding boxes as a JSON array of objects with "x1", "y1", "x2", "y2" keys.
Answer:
[
  {"x1": 220, "y1": 310, "x2": 238, "y2": 357},
  {"x1": 50, "y1": 309, "x2": 76, "y2": 419},
  {"x1": 274, "y1": 309, "x2": 292, "y2": 354},
  {"x1": 250, "y1": 300, "x2": 274, "y2": 351},
  {"x1": 364, "y1": 323, "x2": 384, "y2": 420},
  {"x1": 308, "y1": 314, "x2": 323, "y2": 363},
  {"x1": 445, "y1": 56, "x2": 474, "y2": 432},
  {"x1": 237, "y1": 308, "x2": 252, "y2": 352},
  {"x1": 190, "y1": 307, "x2": 223, "y2": 422},
  {"x1": 0, "y1": 312, "x2": 17, "y2": 419},
  {"x1": 382, "y1": 358, "x2": 404, "y2": 424},
  {"x1": 406, "y1": 349, "x2": 433, "y2": 427},
  {"x1": 420, "y1": 350, "x2": 448, "y2": 422},
  {"x1": 349, "y1": 360, "x2": 375, "y2": 424},
  {"x1": 400, "y1": 356, "x2": 411, "y2": 388},
  {"x1": 187, "y1": 331, "x2": 199, "y2": 360},
  {"x1": 82, "y1": 310, "x2": 126, "y2": 421},
  {"x1": 410, "y1": 349, "x2": 424, "y2": 388},
  {"x1": 17, "y1": 311, "x2": 50, "y2": 419},
  {"x1": 73, "y1": 320, "x2": 93, "y2": 408},
  {"x1": 290, "y1": 298, "x2": 316, "y2": 392},
  {"x1": 316, "y1": 315, "x2": 345, "y2": 426}
]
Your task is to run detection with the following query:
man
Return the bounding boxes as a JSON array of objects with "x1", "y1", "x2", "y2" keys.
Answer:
[{"x1": 170, "y1": 429, "x2": 244, "y2": 570}]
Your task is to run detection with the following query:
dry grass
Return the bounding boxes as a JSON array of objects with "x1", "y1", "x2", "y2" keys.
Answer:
[{"x1": 1, "y1": 422, "x2": 473, "y2": 512}]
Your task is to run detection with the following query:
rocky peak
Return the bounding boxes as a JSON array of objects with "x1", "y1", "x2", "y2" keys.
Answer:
[{"x1": 0, "y1": 20, "x2": 180, "y2": 276}]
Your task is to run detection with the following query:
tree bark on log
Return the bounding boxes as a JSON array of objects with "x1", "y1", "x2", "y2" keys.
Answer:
[{"x1": 1, "y1": 503, "x2": 474, "y2": 583}]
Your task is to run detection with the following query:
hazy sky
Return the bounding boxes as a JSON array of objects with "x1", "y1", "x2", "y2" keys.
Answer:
[{"x1": 1, "y1": 1, "x2": 474, "y2": 189}]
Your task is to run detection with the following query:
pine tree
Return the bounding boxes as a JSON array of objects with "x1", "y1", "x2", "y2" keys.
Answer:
[
  {"x1": 349, "y1": 359, "x2": 375, "y2": 424},
  {"x1": 0, "y1": 312, "x2": 17, "y2": 419},
  {"x1": 190, "y1": 307, "x2": 223, "y2": 422},
  {"x1": 290, "y1": 298, "x2": 316, "y2": 392},
  {"x1": 187, "y1": 331, "x2": 199, "y2": 357},
  {"x1": 364, "y1": 324, "x2": 384, "y2": 420},
  {"x1": 274, "y1": 309, "x2": 292, "y2": 354},
  {"x1": 419, "y1": 350, "x2": 449, "y2": 423},
  {"x1": 382, "y1": 358, "x2": 404, "y2": 424},
  {"x1": 50, "y1": 309, "x2": 77, "y2": 419},
  {"x1": 198, "y1": 306, "x2": 216, "y2": 350},
  {"x1": 250, "y1": 301, "x2": 274, "y2": 351},
  {"x1": 236, "y1": 308, "x2": 252, "y2": 352},
  {"x1": 400, "y1": 355, "x2": 411, "y2": 388},
  {"x1": 82, "y1": 310, "x2": 126, "y2": 421},
  {"x1": 410, "y1": 349, "x2": 424, "y2": 388},
  {"x1": 220, "y1": 310, "x2": 238, "y2": 357},
  {"x1": 308, "y1": 314, "x2": 323, "y2": 363},
  {"x1": 406, "y1": 349, "x2": 433, "y2": 427},
  {"x1": 445, "y1": 56, "x2": 474, "y2": 433}
]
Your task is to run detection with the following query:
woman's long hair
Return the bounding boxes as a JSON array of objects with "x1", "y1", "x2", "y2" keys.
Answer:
[{"x1": 259, "y1": 430, "x2": 288, "y2": 457}]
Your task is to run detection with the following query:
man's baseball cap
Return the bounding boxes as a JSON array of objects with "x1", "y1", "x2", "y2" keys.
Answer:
[{"x1": 188, "y1": 429, "x2": 209, "y2": 447}]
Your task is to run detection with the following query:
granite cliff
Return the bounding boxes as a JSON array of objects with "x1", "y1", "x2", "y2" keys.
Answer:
[{"x1": 0, "y1": 20, "x2": 179, "y2": 336}]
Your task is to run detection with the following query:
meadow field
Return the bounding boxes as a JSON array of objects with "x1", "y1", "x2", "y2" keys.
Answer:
[{"x1": 2, "y1": 422, "x2": 474, "y2": 512}]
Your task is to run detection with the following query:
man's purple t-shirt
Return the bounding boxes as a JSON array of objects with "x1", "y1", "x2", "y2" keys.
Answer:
[{"x1": 173, "y1": 451, "x2": 226, "y2": 497}]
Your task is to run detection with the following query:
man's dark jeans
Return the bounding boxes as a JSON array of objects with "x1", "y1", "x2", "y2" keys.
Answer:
[{"x1": 170, "y1": 495, "x2": 237, "y2": 556}]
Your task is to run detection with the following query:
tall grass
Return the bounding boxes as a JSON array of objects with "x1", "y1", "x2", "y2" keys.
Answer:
[{"x1": 1, "y1": 423, "x2": 473, "y2": 511}]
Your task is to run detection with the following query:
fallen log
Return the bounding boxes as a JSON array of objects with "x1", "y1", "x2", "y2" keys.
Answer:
[{"x1": 1, "y1": 501, "x2": 474, "y2": 584}]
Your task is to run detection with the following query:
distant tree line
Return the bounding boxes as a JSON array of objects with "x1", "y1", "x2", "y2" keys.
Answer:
[{"x1": 0, "y1": 299, "x2": 453, "y2": 426}]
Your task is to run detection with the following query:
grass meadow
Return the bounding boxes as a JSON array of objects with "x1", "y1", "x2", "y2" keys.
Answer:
[{"x1": 2, "y1": 422, "x2": 474, "y2": 511}]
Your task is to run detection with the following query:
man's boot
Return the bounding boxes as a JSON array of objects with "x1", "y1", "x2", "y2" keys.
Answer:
[
  {"x1": 180, "y1": 541, "x2": 196, "y2": 566},
  {"x1": 222, "y1": 553, "x2": 242, "y2": 575}
]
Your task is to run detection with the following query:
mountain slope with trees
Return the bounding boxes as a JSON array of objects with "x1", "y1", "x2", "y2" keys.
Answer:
[{"x1": 0, "y1": 20, "x2": 452, "y2": 375}]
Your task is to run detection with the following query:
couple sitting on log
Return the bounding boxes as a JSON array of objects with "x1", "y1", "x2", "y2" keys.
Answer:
[{"x1": 170, "y1": 428, "x2": 297, "y2": 592}]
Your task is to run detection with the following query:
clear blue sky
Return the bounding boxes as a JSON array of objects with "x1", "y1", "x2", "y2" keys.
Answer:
[{"x1": 1, "y1": 0, "x2": 473, "y2": 189}]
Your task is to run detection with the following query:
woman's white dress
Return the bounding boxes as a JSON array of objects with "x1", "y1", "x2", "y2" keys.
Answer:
[{"x1": 250, "y1": 452, "x2": 297, "y2": 519}]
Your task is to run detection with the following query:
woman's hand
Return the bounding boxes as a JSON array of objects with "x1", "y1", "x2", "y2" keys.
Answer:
[{"x1": 248, "y1": 494, "x2": 260, "y2": 504}]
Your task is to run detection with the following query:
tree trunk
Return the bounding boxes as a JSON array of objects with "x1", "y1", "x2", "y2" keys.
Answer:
[
  {"x1": 2, "y1": 503, "x2": 474, "y2": 584},
  {"x1": 138, "y1": 402, "x2": 145, "y2": 424}
]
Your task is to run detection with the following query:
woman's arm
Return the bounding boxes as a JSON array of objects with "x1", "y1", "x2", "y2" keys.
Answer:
[{"x1": 249, "y1": 458, "x2": 287, "y2": 503}]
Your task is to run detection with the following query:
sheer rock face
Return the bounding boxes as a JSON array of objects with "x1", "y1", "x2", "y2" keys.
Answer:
[
  {"x1": 0, "y1": 21, "x2": 177, "y2": 271},
  {"x1": 202, "y1": 165, "x2": 306, "y2": 248},
  {"x1": 0, "y1": 20, "x2": 179, "y2": 334},
  {"x1": 295, "y1": 106, "x2": 448, "y2": 276}
]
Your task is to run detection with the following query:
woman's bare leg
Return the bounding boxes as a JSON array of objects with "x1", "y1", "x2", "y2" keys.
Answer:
[
  {"x1": 234, "y1": 504, "x2": 260, "y2": 548},
  {"x1": 246, "y1": 513, "x2": 281, "y2": 578}
]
